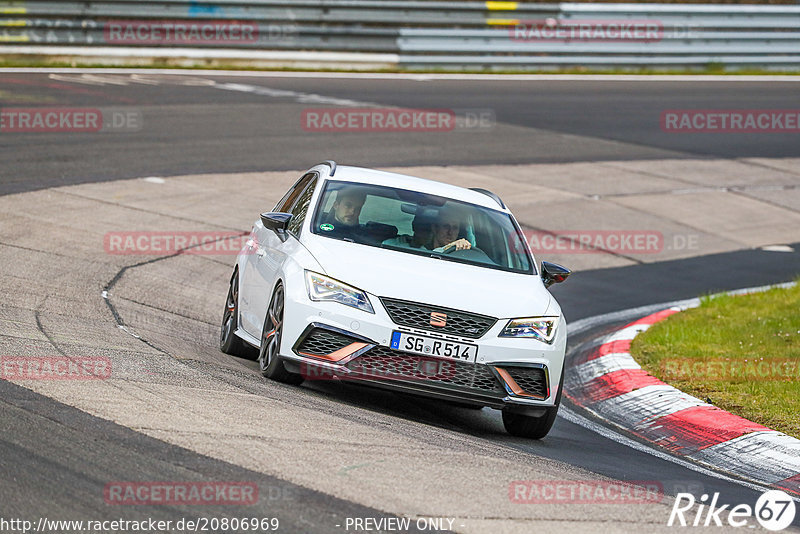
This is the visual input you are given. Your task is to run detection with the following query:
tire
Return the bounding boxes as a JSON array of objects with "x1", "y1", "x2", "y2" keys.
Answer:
[
  {"x1": 219, "y1": 269, "x2": 253, "y2": 358},
  {"x1": 501, "y1": 366, "x2": 565, "y2": 439},
  {"x1": 502, "y1": 406, "x2": 558, "y2": 439},
  {"x1": 258, "y1": 283, "x2": 304, "y2": 385}
]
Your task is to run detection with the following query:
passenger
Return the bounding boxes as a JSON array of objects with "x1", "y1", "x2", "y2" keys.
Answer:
[{"x1": 383, "y1": 210, "x2": 434, "y2": 249}]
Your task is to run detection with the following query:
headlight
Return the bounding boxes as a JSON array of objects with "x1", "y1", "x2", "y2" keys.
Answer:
[
  {"x1": 305, "y1": 271, "x2": 374, "y2": 314},
  {"x1": 499, "y1": 317, "x2": 558, "y2": 343}
]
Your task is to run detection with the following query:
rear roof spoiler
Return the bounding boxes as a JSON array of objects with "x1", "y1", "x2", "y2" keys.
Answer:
[
  {"x1": 318, "y1": 160, "x2": 337, "y2": 176},
  {"x1": 469, "y1": 187, "x2": 505, "y2": 209}
]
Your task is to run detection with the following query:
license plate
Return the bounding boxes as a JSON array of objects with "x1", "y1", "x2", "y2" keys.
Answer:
[{"x1": 390, "y1": 331, "x2": 477, "y2": 362}]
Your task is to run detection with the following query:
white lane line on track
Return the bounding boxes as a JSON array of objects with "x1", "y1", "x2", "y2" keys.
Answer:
[
  {"x1": 41, "y1": 72, "x2": 386, "y2": 108},
  {"x1": 4, "y1": 67, "x2": 800, "y2": 82},
  {"x1": 117, "y1": 324, "x2": 141, "y2": 339},
  {"x1": 211, "y1": 81, "x2": 378, "y2": 108}
]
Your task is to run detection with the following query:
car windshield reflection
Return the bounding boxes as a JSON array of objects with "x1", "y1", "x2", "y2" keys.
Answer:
[{"x1": 310, "y1": 181, "x2": 534, "y2": 275}]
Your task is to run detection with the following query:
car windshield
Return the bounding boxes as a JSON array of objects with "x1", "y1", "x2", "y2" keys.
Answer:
[{"x1": 310, "y1": 180, "x2": 534, "y2": 274}]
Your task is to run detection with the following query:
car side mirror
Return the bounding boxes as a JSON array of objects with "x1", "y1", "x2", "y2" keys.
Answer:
[
  {"x1": 541, "y1": 261, "x2": 571, "y2": 288},
  {"x1": 260, "y1": 212, "x2": 292, "y2": 236}
]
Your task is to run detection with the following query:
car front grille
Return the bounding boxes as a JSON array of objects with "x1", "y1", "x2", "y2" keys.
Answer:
[
  {"x1": 296, "y1": 328, "x2": 357, "y2": 357},
  {"x1": 501, "y1": 366, "x2": 548, "y2": 398},
  {"x1": 379, "y1": 297, "x2": 497, "y2": 339},
  {"x1": 346, "y1": 345, "x2": 503, "y2": 393}
]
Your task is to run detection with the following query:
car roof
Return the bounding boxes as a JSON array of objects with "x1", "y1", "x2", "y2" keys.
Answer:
[{"x1": 317, "y1": 165, "x2": 508, "y2": 212}]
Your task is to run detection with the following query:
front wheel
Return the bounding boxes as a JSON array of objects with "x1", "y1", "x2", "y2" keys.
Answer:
[
  {"x1": 502, "y1": 406, "x2": 558, "y2": 439},
  {"x1": 258, "y1": 284, "x2": 304, "y2": 385}
]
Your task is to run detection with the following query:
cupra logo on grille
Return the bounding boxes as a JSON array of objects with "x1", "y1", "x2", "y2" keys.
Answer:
[{"x1": 430, "y1": 312, "x2": 447, "y2": 327}]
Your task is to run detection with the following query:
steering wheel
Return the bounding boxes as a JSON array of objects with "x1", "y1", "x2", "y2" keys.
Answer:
[{"x1": 446, "y1": 247, "x2": 494, "y2": 263}]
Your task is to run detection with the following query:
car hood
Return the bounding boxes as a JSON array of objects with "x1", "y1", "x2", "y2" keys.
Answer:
[{"x1": 302, "y1": 235, "x2": 556, "y2": 319}]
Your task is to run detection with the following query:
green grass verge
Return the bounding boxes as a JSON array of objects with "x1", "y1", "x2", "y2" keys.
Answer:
[{"x1": 631, "y1": 280, "x2": 800, "y2": 439}]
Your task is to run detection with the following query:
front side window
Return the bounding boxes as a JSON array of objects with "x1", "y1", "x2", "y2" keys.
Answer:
[
  {"x1": 275, "y1": 172, "x2": 316, "y2": 213},
  {"x1": 286, "y1": 177, "x2": 317, "y2": 236},
  {"x1": 310, "y1": 181, "x2": 534, "y2": 274}
]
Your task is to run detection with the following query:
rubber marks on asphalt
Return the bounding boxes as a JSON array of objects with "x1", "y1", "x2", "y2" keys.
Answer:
[{"x1": 566, "y1": 307, "x2": 800, "y2": 496}]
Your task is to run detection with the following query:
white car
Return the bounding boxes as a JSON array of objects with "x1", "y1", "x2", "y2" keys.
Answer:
[{"x1": 220, "y1": 161, "x2": 570, "y2": 438}]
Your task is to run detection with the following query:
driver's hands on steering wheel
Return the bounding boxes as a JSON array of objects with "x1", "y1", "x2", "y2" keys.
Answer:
[{"x1": 442, "y1": 238, "x2": 472, "y2": 253}]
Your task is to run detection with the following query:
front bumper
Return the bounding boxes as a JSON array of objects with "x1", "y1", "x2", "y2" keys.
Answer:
[{"x1": 280, "y1": 280, "x2": 566, "y2": 410}]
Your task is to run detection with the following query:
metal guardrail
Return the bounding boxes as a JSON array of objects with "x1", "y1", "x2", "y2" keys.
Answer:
[{"x1": 1, "y1": 1, "x2": 799, "y2": 69}]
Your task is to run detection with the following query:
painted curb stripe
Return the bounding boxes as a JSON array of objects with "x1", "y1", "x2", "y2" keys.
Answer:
[
  {"x1": 629, "y1": 308, "x2": 681, "y2": 326},
  {"x1": 569, "y1": 351, "x2": 640, "y2": 387},
  {"x1": 605, "y1": 323, "x2": 651, "y2": 342},
  {"x1": 691, "y1": 431, "x2": 800, "y2": 491},
  {"x1": 776, "y1": 474, "x2": 800, "y2": 495},
  {"x1": 577, "y1": 309, "x2": 679, "y2": 365},
  {"x1": 586, "y1": 339, "x2": 633, "y2": 362},
  {"x1": 567, "y1": 301, "x2": 800, "y2": 495},
  {"x1": 641, "y1": 405, "x2": 770, "y2": 453},
  {"x1": 594, "y1": 384, "x2": 709, "y2": 430},
  {"x1": 579, "y1": 368, "x2": 665, "y2": 404}
]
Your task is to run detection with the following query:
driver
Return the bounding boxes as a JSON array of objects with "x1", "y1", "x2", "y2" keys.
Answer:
[
  {"x1": 320, "y1": 188, "x2": 367, "y2": 239},
  {"x1": 431, "y1": 205, "x2": 471, "y2": 253}
]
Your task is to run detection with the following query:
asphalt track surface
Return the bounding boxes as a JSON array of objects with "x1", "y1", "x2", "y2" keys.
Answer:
[
  {"x1": 1, "y1": 73, "x2": 799, "y2": 195},
  {"x1": 1, "y1": 72, "x2": 800, "y2": 531}
]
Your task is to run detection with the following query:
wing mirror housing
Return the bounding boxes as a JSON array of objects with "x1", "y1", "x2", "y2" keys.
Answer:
[
  {"x1": 541, "y1": 261, "x2": 571, "y2": 288},
  {"x1": 260, "y1": 212, "x2": 292, "y2": 239}
]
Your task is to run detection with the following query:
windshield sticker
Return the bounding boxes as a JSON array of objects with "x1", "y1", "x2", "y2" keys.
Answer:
[{"x1": 320, "y1": 223, "x2": 334, "y2": 232}]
